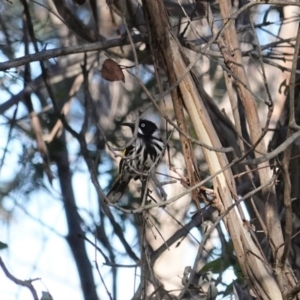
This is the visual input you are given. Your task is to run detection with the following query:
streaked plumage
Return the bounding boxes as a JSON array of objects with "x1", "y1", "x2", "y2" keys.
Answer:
[{"x1": 106, "y1": 119, "x2": 165, "y2": 203}]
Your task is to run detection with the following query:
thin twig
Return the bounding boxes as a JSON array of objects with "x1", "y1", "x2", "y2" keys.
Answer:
[
  {"x1": 0, "y1": 257, "x2": 39, "y2": 300},
  {"x1": 95, "y1": 260, "x2": 114, "y2": 300},
  {"x1": 241, "y1": 130, "x2": 300, "y2": 165},
  {"x1": 0, "y1": 35, "x2": 145, "y2": 71}
]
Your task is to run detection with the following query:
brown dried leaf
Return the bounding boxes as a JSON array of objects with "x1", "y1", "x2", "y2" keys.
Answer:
[{"x1": 101, "y1": 59, "x2": 125, "y2": 82}]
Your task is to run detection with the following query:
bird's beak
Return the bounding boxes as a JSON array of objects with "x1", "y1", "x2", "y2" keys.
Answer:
[{"x1": 121, "y1": 122, "x2": 135, "y2": 130}]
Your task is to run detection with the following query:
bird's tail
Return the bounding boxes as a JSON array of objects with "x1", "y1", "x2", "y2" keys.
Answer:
[{"x1": 106, "y1": 175, "x2": 130, "y2": 203}]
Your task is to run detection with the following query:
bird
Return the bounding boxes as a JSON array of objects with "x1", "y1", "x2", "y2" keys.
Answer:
[{"x1": 106, "y1": 119, "x2": 166, "y2": 203}]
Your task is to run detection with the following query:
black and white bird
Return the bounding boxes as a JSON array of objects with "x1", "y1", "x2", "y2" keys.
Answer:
[{"x1": 106, "y1": 119, "x2": 166, "y2": 203}]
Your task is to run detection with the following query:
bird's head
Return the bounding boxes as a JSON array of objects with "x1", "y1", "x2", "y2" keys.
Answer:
[{"x1": 121, "y1": 119, "x2": 160, "y2": 139}]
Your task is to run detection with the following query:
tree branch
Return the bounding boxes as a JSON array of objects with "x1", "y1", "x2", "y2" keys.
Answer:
[
  {"x1": 0, "y1": 257, "x2": 39, "y2": 300},
  {"x1": 0, "y1": 34, "x2": 145, "y2": 71}
]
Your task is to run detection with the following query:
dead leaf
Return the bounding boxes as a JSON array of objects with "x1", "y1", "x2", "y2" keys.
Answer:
[{"x1": 101, "y1": 59, "x2": 125, "y2": 82}]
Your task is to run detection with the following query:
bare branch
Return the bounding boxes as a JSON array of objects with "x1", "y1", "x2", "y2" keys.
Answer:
[
  {"x1": 0, "y1": 257, "x2": 39, "y2": 300},
  {"x1": 0, "y1": 34, "x2": 145, "y2": 71}
]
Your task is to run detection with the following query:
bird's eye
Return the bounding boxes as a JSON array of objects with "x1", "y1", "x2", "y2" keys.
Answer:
[{"x1": 141, "y1": 123, "x2": 145, "y2": 127}]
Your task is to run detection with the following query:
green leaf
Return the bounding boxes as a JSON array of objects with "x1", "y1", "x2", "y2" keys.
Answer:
[
  {"x1": 198, "y1": 257, "x2": 232, "y2": 274},
  {"x1": 0, "y1": 241, "x2": 8, "y2": 250}
]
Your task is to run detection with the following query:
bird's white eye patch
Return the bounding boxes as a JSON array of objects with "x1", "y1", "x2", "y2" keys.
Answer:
[{"x1": 141, "y1": 123, "x2": 145, "y2": 127}]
